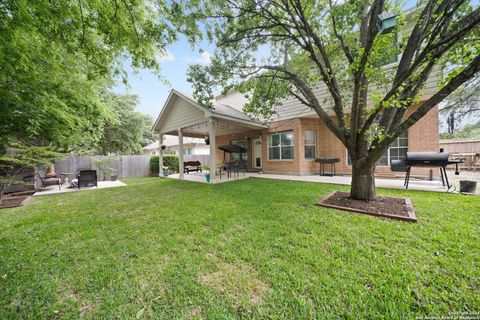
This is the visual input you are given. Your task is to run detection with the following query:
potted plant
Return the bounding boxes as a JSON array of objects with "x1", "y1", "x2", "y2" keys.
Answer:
[
  {"x1": 202, "y1": 165, "x2": 210, "y2": 183},
  {"x1": 163, "y1": 166, "x2": 169, "y2": 177},
  {"x1": 109, "y1": 168, "x2": 118, "y2": 181},
  {"x1": 95, "y1": 157, "x2": 116, "y2": 181}
]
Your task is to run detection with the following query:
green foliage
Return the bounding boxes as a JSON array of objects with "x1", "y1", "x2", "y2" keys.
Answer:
[
  {"x1": 184, "y1": 0, "x2": 480, "y2": 200},
  {"x1": 0, "y1": 0, "x2": 198, "y2": 152},
  {"x1": 150, "y1": 156, "x2": 160, "y2": 174},
  {"x1": 0, "y1": 144, "x2": 64, "y2": 198},
  {"x1": 94, "y1": 157, "x2": 117, "y2": 180},
  {"x1": 96, "y1": 93, "x2": 151, "y2": 155},
  {"x1": 150, "y1": 154, "x2": 179, "y2": 174},
  {"x1": 440, "y1": 120, "x2": 480, "y2": 139}
]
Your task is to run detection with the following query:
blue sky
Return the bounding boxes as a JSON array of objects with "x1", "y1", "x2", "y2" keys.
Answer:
[
  {"x1": 114, "y1": 35, "x2": 214, "y2": 119},
  {"x1": 114, "y1": 0, "x2": 419, "y2": 120}
]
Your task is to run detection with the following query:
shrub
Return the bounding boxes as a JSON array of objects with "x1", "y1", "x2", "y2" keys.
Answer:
[{"x1": 150, "y1": 154, "x2": 179, "y2": 174}]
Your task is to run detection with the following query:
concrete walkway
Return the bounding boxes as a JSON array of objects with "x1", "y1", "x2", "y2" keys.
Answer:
[
  {"x1": 34, "y1": 180, "x2": 127, "y2": 196},
  {"x1": 166, "y1": 170, "x2": 480, "y2": 194}
]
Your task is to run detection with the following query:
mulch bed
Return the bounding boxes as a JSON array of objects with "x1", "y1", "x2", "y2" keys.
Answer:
[
  {"x1": 0, "y1": 196, "x2": 30, "y2": 209},
  {"x1": 316, "y1": 191, "x2": 416, "y2": 222}
]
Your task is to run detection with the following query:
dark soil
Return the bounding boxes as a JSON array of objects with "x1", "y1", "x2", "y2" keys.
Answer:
[
  {"x1": 0, "y1": 196, "x2": 28, "y2": 209},
  {"x1": 321, "y1": 191, "x2": 411, "y2": 217}
]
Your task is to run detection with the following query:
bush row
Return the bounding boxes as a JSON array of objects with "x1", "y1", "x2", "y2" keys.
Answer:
[{"x1": 150, "y1": 155, "x2": 179, "y2": 174}]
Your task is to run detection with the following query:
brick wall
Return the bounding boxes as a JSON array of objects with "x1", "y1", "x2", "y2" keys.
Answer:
[{"x1": 214, "y1": 106, "x2": 439, "y2": 177}]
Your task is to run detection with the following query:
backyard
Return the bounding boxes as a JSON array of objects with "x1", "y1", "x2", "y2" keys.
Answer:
[{"x1": 0, "y1": 177, "x2": 478, "y2": 318}]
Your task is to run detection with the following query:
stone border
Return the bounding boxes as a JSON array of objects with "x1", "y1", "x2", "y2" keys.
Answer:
[
  {"x1": 0, "y1": 196, "x2": 31, "y2": 209},
  {"x1": 316, "y1": 191, "x2": 417, "y2": 223}
]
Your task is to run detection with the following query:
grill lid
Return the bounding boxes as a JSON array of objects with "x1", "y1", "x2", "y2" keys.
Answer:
[{"x1": 405, "y1": 152, "x2": 449, "y2": 166}]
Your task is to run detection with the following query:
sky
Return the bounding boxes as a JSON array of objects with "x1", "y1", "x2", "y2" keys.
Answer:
[{"x1": 113, "y1": 36, "x2": 214, "y2": 120}]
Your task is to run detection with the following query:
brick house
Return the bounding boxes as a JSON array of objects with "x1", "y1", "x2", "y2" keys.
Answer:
[{"x1": 152, "y1": 77, "x2": 440, "y2": 182}]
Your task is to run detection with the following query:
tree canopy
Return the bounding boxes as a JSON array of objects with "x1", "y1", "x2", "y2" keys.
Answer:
[
  {"x1": 187, "y1": 0, "x2": 480, "y2": 200},
  {"x1": 0, "y1": 0, "x2": 199, "y2": 151},
  {"x1": 96, "y1": 93, "x2": 155, "y2": 155}
]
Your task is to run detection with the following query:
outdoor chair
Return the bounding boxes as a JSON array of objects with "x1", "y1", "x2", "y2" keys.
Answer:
[
  {"x1": 473, "y1": 154, "x2": 480, "y2": 172},
  {"x1": 237, "y1": 160, "x2": 248, "y2": 177},
  {"x1": 226, "y1": 161, "x2": 239, "y2": 179},
  {"x1": 37, "y1": 173, "x2": 62, "y2": 190},
  {"x1": 77, "y1": 170, "x2": 98, "y2": 188}
]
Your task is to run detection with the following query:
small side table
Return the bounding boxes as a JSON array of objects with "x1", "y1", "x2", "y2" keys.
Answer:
[
  {"x1": 315, "y1": 158, "x2": 340, "y2": 176},
  {"x1": 59, "y1": 172, "x2": 73, "y2": 186}
]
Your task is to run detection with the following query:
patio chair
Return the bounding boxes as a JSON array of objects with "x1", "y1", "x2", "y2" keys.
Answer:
[
  {"x1": 226, "y1": 161, "x2": 239, "y2": 179},
  {"x1": 473, "y1": 153, "x2": 480, "y2": 172},
  {"x1": 237, "y1": 160, "x2": 248, "y2": 177},
  {"x1": 37, "y1": 173, "x2": 62, "y2": 190},
  {"x1": 77, "y1": 170, "x2": 98, "y2": 188}
]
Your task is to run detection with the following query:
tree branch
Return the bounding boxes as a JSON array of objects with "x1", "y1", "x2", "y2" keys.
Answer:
[{"x1": 372, "y1": 54, "x2": 480, "y2": 158}]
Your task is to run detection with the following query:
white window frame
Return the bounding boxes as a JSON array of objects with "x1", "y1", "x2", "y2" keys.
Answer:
[
  {"x1": 346, "y1": 131, "x2": 408, "y2": 167},
  {"x1": 304, "y1": 131, "x2": 317, "y2": 160},
  {"x1": 382, "y1": 131, "x2": 408, "y2": 166},
  {"x1": 268, "y1": 131, "x2": 294, "y2": 161}
]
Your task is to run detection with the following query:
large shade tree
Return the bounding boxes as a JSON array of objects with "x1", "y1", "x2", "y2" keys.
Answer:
[
  {"x1": 0, "y1": 0, "x2": 199, "y2": 152},
  {"x1": 187, "y1": 0, "x2": 480, "y2": 200},
  {"x1": 96, "y1": 93, "x2": 155, "y2": 155}
]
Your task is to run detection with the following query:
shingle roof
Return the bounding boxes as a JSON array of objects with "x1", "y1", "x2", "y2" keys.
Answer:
[{"x1": 212, "y1": 103, "x2": 255, "y2": 122}]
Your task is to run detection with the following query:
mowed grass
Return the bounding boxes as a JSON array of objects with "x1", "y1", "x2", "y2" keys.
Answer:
[{"x1": 0, "y1": 177, "x2": 478, "y2": 319}]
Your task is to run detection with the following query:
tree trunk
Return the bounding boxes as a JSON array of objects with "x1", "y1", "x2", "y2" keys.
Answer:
[{"x1": 350, "y1": 160, "x2": 376, "y2": 201}]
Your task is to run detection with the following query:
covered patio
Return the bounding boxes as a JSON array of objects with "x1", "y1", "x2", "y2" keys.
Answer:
[{"x1": 152, "y1": 89, "x2": 267, "y2": 183}]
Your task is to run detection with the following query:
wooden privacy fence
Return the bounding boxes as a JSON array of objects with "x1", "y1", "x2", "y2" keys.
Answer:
[
  {"x1": 439, "y1": 139, "x2": 480, "y2": 154},
  {"x1": 55, "y1": 155, "x2": 152, "y2": 179}
]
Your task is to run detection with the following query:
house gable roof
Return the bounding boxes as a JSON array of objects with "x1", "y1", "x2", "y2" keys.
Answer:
[{"x1": 152, "y1": 89, "x2": 265, "y2": 134}]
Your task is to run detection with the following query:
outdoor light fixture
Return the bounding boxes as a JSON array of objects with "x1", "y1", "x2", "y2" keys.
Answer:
[
  {"x1": 161, "y1": 145, "x2": 166, "y2": 150},
  {"x1": 204, "y1": 135, "x2": 210, "y2": 145},
  {"x1": 377, "y1": 11, "x2": 397, "y2": 34}
]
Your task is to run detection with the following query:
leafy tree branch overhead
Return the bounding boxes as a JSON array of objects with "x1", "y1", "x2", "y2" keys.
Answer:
[
  {"x1": 0, "y1": 0, "x2": 200, "y2": 152},
  {"x1": 186, "y1": 0, "x2": 480, "y2": 200}
]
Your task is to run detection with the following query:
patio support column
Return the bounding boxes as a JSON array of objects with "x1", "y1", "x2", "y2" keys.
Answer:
[
  {"x1": 178, "y1": 128, "x2": 184, "y2": 180},
  {"x1": 158, "y1": 133, "x2": 163, "y2": 177},
  {"x1": 208, "y1": 118, "x2": 216, "y2": 182}
]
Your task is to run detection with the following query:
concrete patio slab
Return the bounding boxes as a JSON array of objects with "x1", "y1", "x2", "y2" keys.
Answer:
[
  {"x1": 34, "y1": 180, "x2": 127, "y2": 196},
  {"x1": 167, "y1": 172, "x2": 249, "y2": 184},
  {"x1": 164, "y1": 169, "x2": 479, "y2": 194}
]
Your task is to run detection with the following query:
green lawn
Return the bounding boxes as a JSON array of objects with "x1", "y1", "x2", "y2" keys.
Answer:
[{"x1": 0, "y1": 178, "x2": 478, "y2": 319}]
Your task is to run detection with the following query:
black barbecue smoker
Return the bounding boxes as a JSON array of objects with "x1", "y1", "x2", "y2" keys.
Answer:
[{"x1": 391, "y1": 151, "x2": 463, "y2": 189}]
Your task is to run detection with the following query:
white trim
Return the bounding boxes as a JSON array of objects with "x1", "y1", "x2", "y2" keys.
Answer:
[
  {"x1": 153, "y1": 89, "x2": 266, "y2": 134},
  {"x1": 267, "y1": 131, "x2": 295, "y2": 161},
  {"x1": 304, "y1": 130, "x2": 317, "y2": 160},
  {"x1": 252, "y1": 138, "x2": 262, "y2": 169},
  {"x1": 208, "y1": 118, "x2": 216, "y2": 182},
  {"x1": 178, "y1": 129, "x2": 184, "y2": 180}
]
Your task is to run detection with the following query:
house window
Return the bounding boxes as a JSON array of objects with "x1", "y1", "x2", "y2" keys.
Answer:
[
  {"x1": 183, "y1": 148, "x2": 192, "y2": 155},
  {"x1": 379, "y1": 130, "x2": 408, "y2": 166},
  {"x1": 347, "y1": 131, "x2": 408, "y2": 166},
  {"x1": 231, "y1": 140, "x2": 248, "y2": 161},
  {"x1": 304, "y1": 131, "x2": 316, "y2": 159},
  {"x1": 268, "y1": 131, "x2": 294, "y2": 160}
]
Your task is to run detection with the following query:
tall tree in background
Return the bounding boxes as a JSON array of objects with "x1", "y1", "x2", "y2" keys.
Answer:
[
  {"x1": 187, "y1": 0, "x2": 480, "y2": 200},
  {"x1": 439, "y1": 76, "x2": 480, "y2": 135},
  {"x1": 0, "y1": 0, "x2": 199, "y2": 152},
  {"x1": 96, "y1": 93, "x2": 154, "y2": 155}
]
